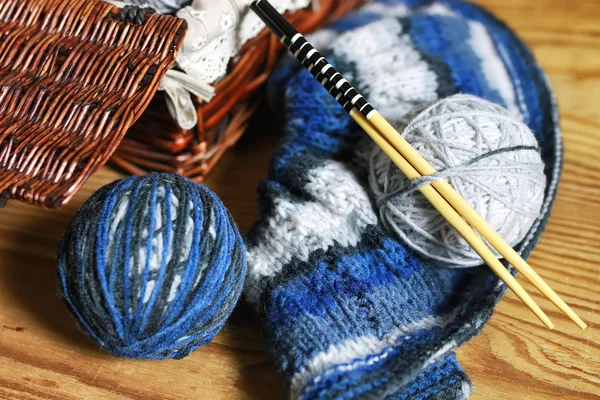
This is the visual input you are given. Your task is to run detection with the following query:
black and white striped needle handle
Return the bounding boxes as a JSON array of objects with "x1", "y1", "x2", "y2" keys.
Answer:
[{"x1": 250, "y1": 0, "x2": 376, "y2": 118}]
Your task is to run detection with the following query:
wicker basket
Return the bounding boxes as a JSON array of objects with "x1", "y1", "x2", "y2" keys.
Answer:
[
  {"x1": 0, "y1": 0, "x2": 185, "y2": 208},
  {"x1": 0, "y1": 0, "x2": 363, "y2": 208},
  {"x1": 111, "y1": 0, "x2": 365, "y2": 181}
]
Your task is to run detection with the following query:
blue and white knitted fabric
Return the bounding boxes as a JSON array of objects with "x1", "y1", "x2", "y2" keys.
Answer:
[{"x1": 246, "y1": 0, "x2": 562, "y2": 398}]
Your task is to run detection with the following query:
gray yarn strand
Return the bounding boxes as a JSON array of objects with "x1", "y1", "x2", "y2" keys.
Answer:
[{"x1": 376, "y1": 145, "x2": 541, "y2": 207}]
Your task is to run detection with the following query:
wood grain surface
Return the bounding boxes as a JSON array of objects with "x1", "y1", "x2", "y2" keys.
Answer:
[{"x1": 0, "y1": 0, "x2": 598, "y2": 398}]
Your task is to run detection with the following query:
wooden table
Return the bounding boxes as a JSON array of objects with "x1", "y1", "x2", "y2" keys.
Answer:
[{"x1": 0, "y1": 0, "x2": 598, "y2": 398}]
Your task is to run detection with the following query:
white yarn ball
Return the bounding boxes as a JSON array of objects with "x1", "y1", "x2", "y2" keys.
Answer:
[{"x1": 369, "y1": 94, "x2": 547, "y2": 267}]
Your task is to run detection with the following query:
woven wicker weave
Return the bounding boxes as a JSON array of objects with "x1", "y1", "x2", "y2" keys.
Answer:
[
  {"x1": 0, "y1": 0, "x2": 185, "y2": 208},
  {"x1": 111, "y1": 0, "x2": 364, "y2": 180}
]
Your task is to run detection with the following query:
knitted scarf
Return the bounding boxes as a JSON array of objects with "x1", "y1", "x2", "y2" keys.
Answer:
[{"x1": 245, "y1": 0, "x2": 562, "y2": 398}]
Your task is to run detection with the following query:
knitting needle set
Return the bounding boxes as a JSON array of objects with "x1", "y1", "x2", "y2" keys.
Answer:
[{"x1": 250, "y1": 0, "x2": 586, "y2": 330}]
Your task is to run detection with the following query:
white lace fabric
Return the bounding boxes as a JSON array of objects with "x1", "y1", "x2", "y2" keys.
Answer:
[
  {"x1": 114, "y1": 0, "x2": 311, "y2": 129},
  {"x1": 176, "y1": 0, "x2": 310, "y2": 84}
]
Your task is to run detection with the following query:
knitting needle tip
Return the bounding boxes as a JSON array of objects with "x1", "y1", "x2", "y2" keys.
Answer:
[
  {"x1": 574, "y1": 316, "x2": 588, "y2": 330},
  {"x1": 541, "y1": 314, "x2": 554, "y2": 330}
]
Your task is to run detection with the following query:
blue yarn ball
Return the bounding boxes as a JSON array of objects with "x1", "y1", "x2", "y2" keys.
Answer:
[{"x1": 57, "y1": 173, "x2": 246, "y2": 359}]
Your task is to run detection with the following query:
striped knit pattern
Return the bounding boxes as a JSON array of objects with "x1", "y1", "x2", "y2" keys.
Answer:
[{"x1": 246, "y1": 1, "x2": 562, "y2": 398}]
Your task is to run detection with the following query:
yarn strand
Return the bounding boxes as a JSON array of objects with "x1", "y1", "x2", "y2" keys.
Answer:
[{"x1": 376, "y1": 145, "x2": 541, "y2": 207}]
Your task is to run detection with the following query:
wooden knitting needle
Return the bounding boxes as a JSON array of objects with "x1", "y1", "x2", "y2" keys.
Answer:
[
  {"x1": 251, "y1": 0, "x2": 586, "y2": 329},
  {"x1": 370, "y1": 113, "x2": 587, "y2": 330}
]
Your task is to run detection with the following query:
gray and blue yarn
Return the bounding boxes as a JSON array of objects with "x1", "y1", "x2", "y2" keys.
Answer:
[
  {"x1": 246, "y1": 0, "x2": 562, "y2": 399},
  {"x1": 58, "y1": 173, "x2": 246, "y2": 360}
]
